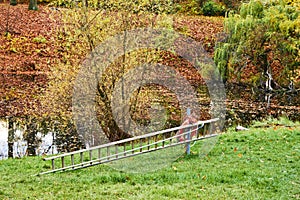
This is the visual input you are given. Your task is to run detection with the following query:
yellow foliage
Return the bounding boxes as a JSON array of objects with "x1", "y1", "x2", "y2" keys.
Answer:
[{"x1": 285, "y1": 0, "x2": 300, "y2": 10}]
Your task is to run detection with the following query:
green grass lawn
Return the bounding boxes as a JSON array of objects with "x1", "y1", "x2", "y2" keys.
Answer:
[{"x1": 0, "y1": 119, "x2": 299, "y2": 199}]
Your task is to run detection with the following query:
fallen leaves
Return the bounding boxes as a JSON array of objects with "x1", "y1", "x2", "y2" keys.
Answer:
[
  {"x1": 174, "y1": 16, "x2": 224, "y2": 54},
  {"x1": 0, "y1": 3, "x2": 61, "y2": 117}
]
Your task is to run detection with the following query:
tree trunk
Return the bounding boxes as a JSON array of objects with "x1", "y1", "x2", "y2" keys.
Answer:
[
  {"x1": 97, "y1": 82, "x2": 132, "y2": 142},
  {"x1": 98, "y1": 98, "x2": 132, "y2": 142},
  {"x1": 28, "y1": 0, "x2": 38, "y2": 10},
  {"x1": 101, "y1": 115, "x2": 132, "y2": 142},
  {"x1": 7, "y1": 118, "x2": 15, "y2": 158},
  {"x1": 25, "y1": 119, "x2": 38, "y2": 156}
]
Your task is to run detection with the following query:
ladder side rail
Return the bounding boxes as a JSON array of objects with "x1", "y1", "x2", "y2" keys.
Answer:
[
  {"x1": 58, "y1": 126, "x2": 200, "y2": 164},
  {"x1": 39, "y1": 133, "x2": 218, "y2": 175},
  {"x1": 45, "y1": 126, "x2": 200, "y2": 173},
  {"x1": 174, "y1": 126, "x2": 199, "y2": 140},
  {"x1": 44, "y1": 120, "x2": 217, "y2": 172},
  {"x1": 43, "y1": 119, "x2": 218, "y2": 161},
  {"x1": 48, "y1": 125, "x2": 198, "y2": 170},
  {"x1": 44, "y1": 122, "x2": 210, "y2": 172}
]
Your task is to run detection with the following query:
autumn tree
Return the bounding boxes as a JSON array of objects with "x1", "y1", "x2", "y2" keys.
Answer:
[{"x1": 41, "y1": 0, "x2": 182, "y2": 148}]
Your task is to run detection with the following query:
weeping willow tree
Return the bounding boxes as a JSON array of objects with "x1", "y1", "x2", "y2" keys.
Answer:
[{"x1": 215, "y1": 0, "x2": 299, "y2": 90}]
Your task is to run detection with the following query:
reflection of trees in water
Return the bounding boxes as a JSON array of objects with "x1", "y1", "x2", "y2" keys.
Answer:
[
  {"x1": 0, "y1": 138, "x2": 58, "y2": 159},
  {"x1": 0, "y1": 141, "x2": 8, "y2": 160},
  {"x1": 0, "y1": 83, "x2": 298, "y2": 159},
  {"x1": 0, "y1": 125, "x2": 58, "y2": 159},
  {"x1": 225, "y1": 84, "x2": 300, "y2": 127}
]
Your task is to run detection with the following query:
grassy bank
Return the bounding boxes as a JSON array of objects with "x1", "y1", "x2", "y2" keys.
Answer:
[{"x1": 0, "y1": 119, "x2": 299, "y2": 199}]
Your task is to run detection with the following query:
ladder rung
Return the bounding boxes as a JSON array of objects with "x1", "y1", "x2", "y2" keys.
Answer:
[
  {"x1": 71, "y1": 154, "x2": 74, "y2": 168},
  {"x1": 51, "y1": 159, "x2": 55, "y2": 170},
  {"x1": 61, "y1": 157, "x2": 65, "y2": 168}
]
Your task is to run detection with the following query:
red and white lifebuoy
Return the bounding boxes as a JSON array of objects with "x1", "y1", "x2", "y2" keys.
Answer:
[{"x1": 177, "y1": 116, "x2": 198, "y2": 142}]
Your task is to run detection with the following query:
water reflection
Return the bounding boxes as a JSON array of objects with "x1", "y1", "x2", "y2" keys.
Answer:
[
  {"x1": 265, "y1": 93, "x2": 272, "y2": 109},
  {"x1": 0, "y1": 86, "x2": 299, "y2": 159},
  {"x1": 0, "y1": 120, "x2": 57, "y2": 160}
]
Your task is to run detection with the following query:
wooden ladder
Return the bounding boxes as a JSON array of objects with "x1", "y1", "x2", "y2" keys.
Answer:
[{"x1": 39, "y1": 118, "x2": 219, "y2": 175}]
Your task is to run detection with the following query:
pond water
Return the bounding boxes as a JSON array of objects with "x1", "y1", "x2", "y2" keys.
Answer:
[
  {"x1": 225, "y1": 86, "x2": 300, "y2": 126},
  {"x1": 0, "y1": 120, "x2": 57, "y2": 160},
  {"x1": 0, "y1": 87, "x2": 298, "y2": 160}
]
